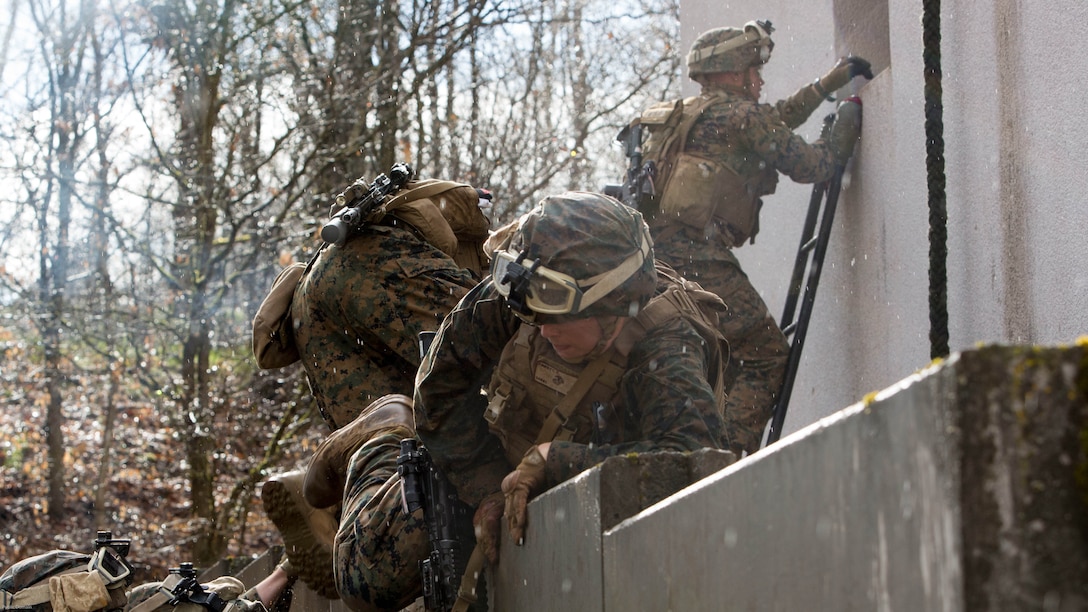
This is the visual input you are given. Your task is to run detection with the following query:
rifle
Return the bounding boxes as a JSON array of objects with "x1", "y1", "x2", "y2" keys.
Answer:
[
  {"x1": 321, "y1": 163, "x2": 414, "y2": 246},
  {"x1": 603, "y1": 122, "x2": 653, "y2": 212},
  {"x1": 398, "y1": 439, "x2": 484, "y2": 612},
  {"x1": 162, "y1": 564, "x2": 227, "y2": 612}
]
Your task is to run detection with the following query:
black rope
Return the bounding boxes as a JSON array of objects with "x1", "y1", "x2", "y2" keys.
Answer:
[{"x1": 923, "y1": 0, "x2": 949, "y2": 359}]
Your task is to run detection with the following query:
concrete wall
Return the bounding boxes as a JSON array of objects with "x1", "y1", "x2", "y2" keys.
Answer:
[
  {"x1": 491, "y1": 343, "x2": 1088, "y2": 611},
  {"x1": 676, "y1": 1, "x2": 1088, "y2": 439}
]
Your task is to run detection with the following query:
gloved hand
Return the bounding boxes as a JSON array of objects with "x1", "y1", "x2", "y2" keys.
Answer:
[
  {"x1": 501, "y1": 445, "x2": 548, "y2": 547},
  {"x1": 828, "y1": 97, "x2": 863, "y2": 165},
  {"x1": 473, "y1": 492, "x2": 506, "y2": 565},
  {"x1": 838, "y1": 55, "x2": 874, "y2": 80},
  {"x1": 817, "y1": 55, "x2": 874, "y2": 97}
]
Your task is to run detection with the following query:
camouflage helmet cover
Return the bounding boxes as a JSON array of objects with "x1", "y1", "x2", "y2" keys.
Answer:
[
  {"x1": 687, "y1": 20, "x2": 775, "y2": 76},
  {"x1": 502, "y1": 192, "x2": 657, "y2": 320}
]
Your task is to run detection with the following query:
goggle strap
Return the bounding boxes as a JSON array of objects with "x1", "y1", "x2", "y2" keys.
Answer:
[{"x1": 576, "y1": 234, "x2": 651, "y2": 312}]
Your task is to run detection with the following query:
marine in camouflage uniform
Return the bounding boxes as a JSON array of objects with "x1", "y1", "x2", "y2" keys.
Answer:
[
  {"x1": 644, "y1": 21, "x2": 871, "y2": 455},
  {"x1": 415, "y1": 192, "x2": 726, "y2": 558},
  {"x1": 263, "y1": 181, "x2": 486, "y2": 608}
]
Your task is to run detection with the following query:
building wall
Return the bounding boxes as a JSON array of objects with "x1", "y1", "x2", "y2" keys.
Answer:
[{"x1": 677, "y1": 0, "x2": 1088, "y2": 438}]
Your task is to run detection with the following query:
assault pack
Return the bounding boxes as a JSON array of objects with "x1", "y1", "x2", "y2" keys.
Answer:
[
  {"x1": 0, "y1": 532, "x2": 134, "y2": 612},
  {"x1": 607, "y1": 93, "x2": 725, "y2": 219},
  {"x1": 251, "y1": 164, "x2": 493, "y2": 369}
]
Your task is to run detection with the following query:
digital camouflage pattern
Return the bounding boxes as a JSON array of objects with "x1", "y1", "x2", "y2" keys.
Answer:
[
  {"x1": 1, "y1": 551, "x2": 90, "y2": 595},
  {"x1": 332, "y1": 431, "x2": 428, "y2": 612},
  {"x1": 648, "y1": 80, "x2": 840, "y2": 456},
  {"x1": 683, "y1": 84, "x2": 837, "y2": 198},
  {"x1": 413, "y1": 277, "x2": 726, "y2": 506},
  {"x1": 291, "y1": 222, "x2": 477, "y2": 430}
]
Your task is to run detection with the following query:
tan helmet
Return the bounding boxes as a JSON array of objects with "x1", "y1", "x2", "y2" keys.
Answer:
[{"x1": 687, "y1": 20, "x2": 775, "y2": 76}]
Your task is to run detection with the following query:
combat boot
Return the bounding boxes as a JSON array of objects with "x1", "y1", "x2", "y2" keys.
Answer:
[
  {"x1": 261, "y1": 470, "x2": 340, "y2": 600},
  {"x1": 303, "y1": 393, "x2": 416, "y2": 509}
]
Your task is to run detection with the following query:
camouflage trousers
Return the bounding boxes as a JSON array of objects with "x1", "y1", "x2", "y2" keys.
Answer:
[
  {"x1": 334, "y1": 431, "x2": 428, "y2": 612},
  {"x1": 654, "y1": 238, "x2": 788, "y2": 456}
]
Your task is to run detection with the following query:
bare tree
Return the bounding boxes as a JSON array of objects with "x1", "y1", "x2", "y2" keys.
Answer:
[
  {"x1": 15, "y1": 0, "x2": 105, "y2": 521},
  {"x1": 0, "y1": 0, "x2": 683, "y2": 569},
  {"x1": 107, "y1": 0, "x2": 324, "y2": 564}
]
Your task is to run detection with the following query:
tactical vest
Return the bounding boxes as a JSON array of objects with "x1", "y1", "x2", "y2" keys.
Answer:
[
  {"x1": 639, "y1": 92, "x2": 777, "y2": 247},
  {"x1": 482, "y1": 263, "x2": 730, "y2": 458}
]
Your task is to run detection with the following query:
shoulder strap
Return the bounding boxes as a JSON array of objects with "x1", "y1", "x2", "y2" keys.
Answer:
[
  {"x1": 382, "y1": 179, "x2": 468, "y2": 210},
  {"x1": 613, "y1": 265, "x2": 729, "y2": 410},
  {"x1": 672, "y1": 92, "x2": 727, "y2": 157},
  {"x1": 127, "y1": 573, "x2": 185, "y2": 612}
]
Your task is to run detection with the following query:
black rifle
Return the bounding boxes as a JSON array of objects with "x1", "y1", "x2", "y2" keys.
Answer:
[
  {"x1": 321, "y1": 163, "x2": 414, "y2": 246},
  {"x1": 603, "y1": 123, "x2": 653, "y2": 212},
  {"x1": 163, "y1": 564, "x2": 227, "y2": 612},
  {"x1": 398, "y1": 439, "x2": 483, "y2": 612}
]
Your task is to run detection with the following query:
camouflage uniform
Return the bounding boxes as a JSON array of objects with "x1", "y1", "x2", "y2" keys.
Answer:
[
  {"x1": 332, "y1": 428, "x2": 428, "y2": 611},
  {"x1": 649, "y1": 80, "x2": 840, "y2": 456},
  {"x1": 413, "y1": 193, "x2": 725, "y2": 507},
  {"x1": 292, "y1": 222, "x2": 478, "y2": 430},
  {"x1": 413, "y1": 279, "x2": 726, "y2": 505},
  {"x1": 277, "y1": 202, "x2": 479, "y2": 609}
]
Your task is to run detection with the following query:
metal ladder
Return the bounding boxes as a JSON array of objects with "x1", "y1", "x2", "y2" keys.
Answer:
[{"x1": 764, "y1": 112, "x2": 851, "y2": 446}]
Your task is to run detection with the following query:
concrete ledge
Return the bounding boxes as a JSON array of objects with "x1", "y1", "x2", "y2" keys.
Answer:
[
  {"x1": 603, "y1": 344, "x2": 1088, "y2": 611},
  {"x1": 477, "y1": 344, "x2": 1088, "y2": 610},
  {"x1": 490, "y1": 449, "x2": 735, "y2": 610}
]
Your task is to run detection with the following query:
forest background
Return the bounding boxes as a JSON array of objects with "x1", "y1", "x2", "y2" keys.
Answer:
[{"x1": 0, "y1": 0, "x2": 681, "y2": 583}]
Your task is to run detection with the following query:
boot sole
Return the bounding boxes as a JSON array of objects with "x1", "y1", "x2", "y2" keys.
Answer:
[{"x1": 262, "y1": 478, "x2": 341, "y2": 600}]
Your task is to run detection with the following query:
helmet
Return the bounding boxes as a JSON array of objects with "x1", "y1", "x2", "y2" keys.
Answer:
[
  {"x1": 687, "y1": 20, "x2": 775, "y2": 76},
  {"x1": 491, "y1": 192, "x2": 656, "y2": 323}
]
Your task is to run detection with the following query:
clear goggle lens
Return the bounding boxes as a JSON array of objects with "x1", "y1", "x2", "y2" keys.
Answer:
[{"x1": 491, "y1": 251, "x2": 582, "y2": 315}]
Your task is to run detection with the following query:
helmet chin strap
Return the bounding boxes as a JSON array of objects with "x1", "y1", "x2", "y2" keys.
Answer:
[{"x1": 742, "y1": 67, "x2": 760, "y2": 100}]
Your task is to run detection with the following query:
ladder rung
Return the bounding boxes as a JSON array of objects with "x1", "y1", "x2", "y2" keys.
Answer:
[{"x1": 801, "y1": 237, "x2": 818, "y2": 253}]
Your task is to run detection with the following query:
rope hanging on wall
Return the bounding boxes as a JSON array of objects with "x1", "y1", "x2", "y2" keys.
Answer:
[{"x1": 923, "y1": 0, "x2": 949, "y2": 359}]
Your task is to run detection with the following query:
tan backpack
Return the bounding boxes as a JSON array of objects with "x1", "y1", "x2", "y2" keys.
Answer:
[{"x1": 251, "y1": 178, "x2": 491, "y2": 370}]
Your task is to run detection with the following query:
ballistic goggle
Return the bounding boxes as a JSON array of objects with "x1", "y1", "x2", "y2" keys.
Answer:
[
  {"x1": 688, "y1": 19, "x2": 775, "y2": 66},
  {"x1": 491, "y1": 233, "x2": 651, "y2": 318}
]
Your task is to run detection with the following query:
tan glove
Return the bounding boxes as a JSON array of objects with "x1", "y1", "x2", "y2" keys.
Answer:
[
  {"x1": 501, "y1": 445, "x2": 548, "y2": 547},
  {"x1": 817, "y1": 56, "x2": 874, "y2": 99},
  {"x1": 828, "y1": 97, "x2": 864, "y2": 166},
  {"x1": 473, "y1": 492, "x2": 506, "y2": 565}
]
